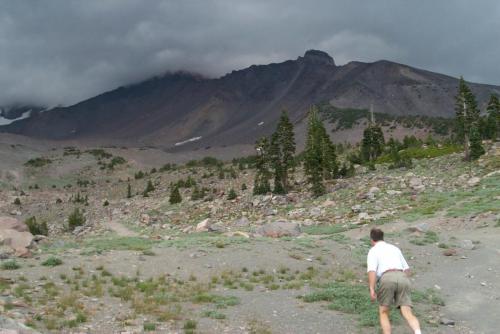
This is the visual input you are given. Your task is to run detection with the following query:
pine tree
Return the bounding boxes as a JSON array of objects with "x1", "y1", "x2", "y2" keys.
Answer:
[
  {"x1": 169, "y1": 186, "x2": 182, "y2": 204},
  {"x1": 127, "y1": 183, "x2": 132, "y2": 198},
  {"x1": 143, "y1": 180, "x2": 155, "y2": 197},
  {"x1": 485, "y1": 94, "x2": 500, "y2": 140},
  {"x1": 455, "y1": 77, "x2": 480, "y2": 160},
  {"x1": 303, "y1": 106, "x2": 337, "y2": 197},
  {"x1": 253, "y1": 137, "x2": 272, "y2": 195},
  {"x1": 469, "y1": 126, "x2": 485, "y2": 160},
  {"x1": 361, "y1": 124, "x2": 385, "y2": 163},
  {"x1": 269, "y1": 110, "x2": 296, "y2": 194},
  {"x1": 320, "y1": 132, "x2": 338, "y2": 179},
  {"x1": 191, "y1": 185, "x2": 202, "y2": 200}
]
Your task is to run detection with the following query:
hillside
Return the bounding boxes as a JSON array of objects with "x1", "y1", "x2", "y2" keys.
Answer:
[
  {"x1": 0, "y1": 137, "x2": 498, "y2": 333},
  {"x1": 1, "y1": 50, "x2": 499, "y2": 150}
]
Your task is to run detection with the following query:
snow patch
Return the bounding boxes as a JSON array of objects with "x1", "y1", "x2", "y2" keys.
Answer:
[
  {"x1": 0, "y1": 109, "x2": 32, "y2": 126},
  {"x1": 174, "y1": 136, "x2": 202, "y2": 146}
]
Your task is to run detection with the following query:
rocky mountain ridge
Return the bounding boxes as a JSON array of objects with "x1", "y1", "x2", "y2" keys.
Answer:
[{"x1": 1, "y1": 50, "x2": 499, "y2": 150}]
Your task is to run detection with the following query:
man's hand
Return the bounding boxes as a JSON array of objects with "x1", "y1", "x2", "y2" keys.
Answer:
[
  {"x1": 367, "y1": 271, "x2": 377, "y2": 302},
  {"x1": 370, "y1": 288, "x2": 377, "y2": 302}
]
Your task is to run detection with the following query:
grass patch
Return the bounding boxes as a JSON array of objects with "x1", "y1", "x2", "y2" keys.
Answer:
[
  {"x1": 84, "y1": 237, "x2": 157, "y2": 253},
  {"x1": 303, "y1": 224, "x2": 355, "y2": 235},
  {"x1": 409, "y1": 231, "x2": 439, "y2": 246},
  {"x1": 202, "y1": 310, "x2": 226, "y2": 319},
  {"x1": 302, "y1": 282, "x2": 399, "y2": 327},
  {"x1": 377, "y1": 145, "x2": 462, "y2": 163}
]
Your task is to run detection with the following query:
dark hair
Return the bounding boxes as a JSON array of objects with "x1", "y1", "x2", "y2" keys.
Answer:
[{"x1": 370, "y1": 228, "x2": 384, "y2": 241}]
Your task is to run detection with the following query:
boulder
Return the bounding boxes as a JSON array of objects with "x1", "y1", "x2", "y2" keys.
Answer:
[
  {"x1": 439, "y1": 317, "x2": 455, "y2": 326},
  {"x1": 386, "y1": 190, "x2": 402, "y2": 196},
  {"x1": 408, "y1": 177, "x2": 425, "y2": 191},
  {"x1": 358, "y1": 212, "x2": 372, "y2": 220},
  {"x1": 223, "y1": 231, "x2": 251, "y2": 238},
  {"x1": 256, "y1": 221, "x2": 301, "y2": 238},
  {"x1": 467, "y1": 177, "x2": 481, "y2": 187},
  {"x1": 233, "y1": 217, "x2": 250, "y2": 228},
  {"x1": 309, "y1": 207, "x2": 323, "y2": 217},
  {"x1": 195, "y1": 218, "x2": 211, "y2": 232},
  {"x1": 208, "y1": 222, "x2": 226, "y2": 233},
  {"x1": 408, "y1": 223, "x2": 430, "y2": 233},
  {"x1": 140, "y1": 214, "x2": 150, "y2": 225},
  {"x1": 321, "y1": 200, "x2": 336, "y2": 207},
  {"x1": 351, "y1": 205, "x2": 362, "y2": 213},
  {"x1": 0, "y1": 217, "x2": 28, "y2": 232},
  {"x1": 442, "y1": 249, "x2": 458, "y2": 256},
  {"x1": 0, "y1": 229, "x2": 34, "y2": 257},
  {"x1": 460, "y1": 239, "x2": 475, "y2": 250},
  {"x1": 0, "y1": 245, "x2": 14, "y2": 259}
]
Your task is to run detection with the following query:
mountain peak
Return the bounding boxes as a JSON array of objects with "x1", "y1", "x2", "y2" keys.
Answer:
[{"x1": 301, "y1": 49, "x2": 335, "y2": 66}]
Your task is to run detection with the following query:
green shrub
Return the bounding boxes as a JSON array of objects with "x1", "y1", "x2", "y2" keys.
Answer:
[
  {"x1": 25, "y1": 216, "x2": 48, "y2": 236},
  {"x1": 143, "y1": 323, "x2": 156, "y2": 331},
  {"x1": 24, "y1": 157, "x2": 52, "y2": 167},
  {"x1": 134, "y1": 171, "x2": 145, "y2": 179},
  {"x1": 227, "y1": 188, "x2": 237, "y2": 200},
  {"x1": 1, "y1": 260, "x2": 20, "y2": 270},
  {"x1": 183, "y1": 319, "x2": 197, "y2": 330},
  {"x1": 13, "y1": 197, "x2": 21, "y2": 205},
  {"x1": 68, "y1": 208, "x2": 85, "y2": 231},
  {"x1": 42, "y1": 257, "x2": 63, "y2": 267},
  {"x1": 169, "y1": 186, "x2": 182, "y2": 204}
]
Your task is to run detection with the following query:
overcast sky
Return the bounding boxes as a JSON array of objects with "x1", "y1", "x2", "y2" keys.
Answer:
[{"x1": 1, "y1": 0, "x2": 499, "y2": 107}]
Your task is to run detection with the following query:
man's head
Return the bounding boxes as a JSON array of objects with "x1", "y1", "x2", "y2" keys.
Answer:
[{"x1": 370, "y1": 228, "x2": 384, "y2": 245}]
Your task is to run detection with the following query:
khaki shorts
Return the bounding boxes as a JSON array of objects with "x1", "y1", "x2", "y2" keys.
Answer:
[{"x1": 377, "y1": 271, "x2": 412, "y2": 307}]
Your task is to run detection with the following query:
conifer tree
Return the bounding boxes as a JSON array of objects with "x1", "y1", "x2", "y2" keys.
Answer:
[
  {"x1": 269, "y1": 110, "x2": 296, "y2": 194},
  {"x1": 253, "y1": 137, "x2": 272, "y2": 195},
  {"x1": 455, "y1": 77, "x2": 480, "y2": 160},
  {"x1": 143, "y1": 180, "x2": 155, "y2": 197},
  {"x1": 469, "y1": 126, "x2": 485, "y2": 160},
  {"x1": 361, "y1": 124, "x2": 385, "y2": 163},
  {"x1": 303, "y1": 106, "x2": 337, "y2": 197},
  {"x1": 485, "y1": 94, "x2": 500, "y2": 140},
  {"x1": 169, "y1": 186, "x2": 182, "y2": 204},
  {"x1": 127, "y1": 183, "x2": 132, "y2": 198}
]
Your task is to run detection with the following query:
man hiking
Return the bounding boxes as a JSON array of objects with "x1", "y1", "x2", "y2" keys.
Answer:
[{"x1": 367, "y1": 228, "x2": 422, "y2": 334}]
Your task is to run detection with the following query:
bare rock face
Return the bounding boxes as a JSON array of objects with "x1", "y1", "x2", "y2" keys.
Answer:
[
  {"x1": 256, "y1": 221, "x2": 301, "y2": 238},
  {"x1": 0, "y1": 216, "x2": 28, "y2": 232}
]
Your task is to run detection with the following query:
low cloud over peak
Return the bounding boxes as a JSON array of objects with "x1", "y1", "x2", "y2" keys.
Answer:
[{"x1": 0, "y1": 0, "x2": 499, "y2": 107}]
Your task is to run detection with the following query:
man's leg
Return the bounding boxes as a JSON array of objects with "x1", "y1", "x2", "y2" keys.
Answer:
[
  {"x1": 400, "y1": 305, "x2": 421, "y2": 333},
  {"x1": 379, "y1": 305, "x2": 391, "y2": 334}
]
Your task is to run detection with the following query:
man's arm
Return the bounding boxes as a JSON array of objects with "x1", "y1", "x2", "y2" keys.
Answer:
[
  {"x1": 399, "y1": 249, "x2": 411, "y2": 277},
  {"x1": 368, "y1": 271, "x2": 377, "y2": 302}
]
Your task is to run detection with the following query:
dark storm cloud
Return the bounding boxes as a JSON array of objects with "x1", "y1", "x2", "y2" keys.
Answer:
[{"x1": 0, "y1": 0, "x2": 499, "y2": 106}]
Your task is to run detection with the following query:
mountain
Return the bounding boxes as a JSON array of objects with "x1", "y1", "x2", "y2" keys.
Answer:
[{"x1": 1, "y1": 50, "x2": 499, "y2": 150}]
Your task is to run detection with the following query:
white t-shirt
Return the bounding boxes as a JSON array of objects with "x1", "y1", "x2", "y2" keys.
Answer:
[{"x1": 367, "y1": 241, "x2": 410, "y2": 278}]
